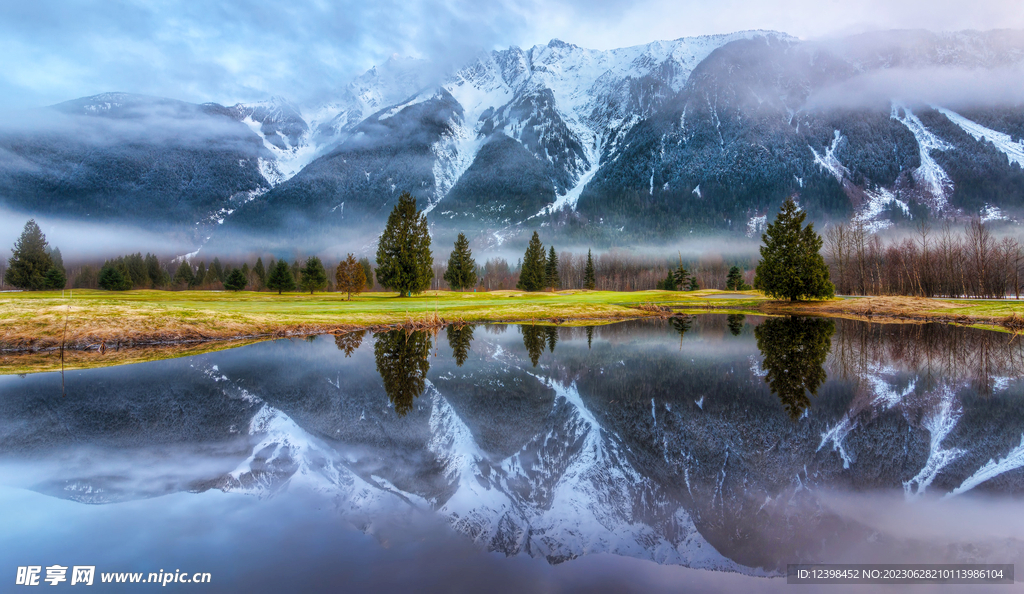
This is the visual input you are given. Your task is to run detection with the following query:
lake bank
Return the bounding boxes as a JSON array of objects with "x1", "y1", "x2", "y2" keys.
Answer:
[{"x1": 1, "y1": 289, "x2": 1021, "y2": 374}]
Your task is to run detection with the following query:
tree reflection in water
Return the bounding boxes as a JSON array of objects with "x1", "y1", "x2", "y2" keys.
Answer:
[
  {"x1": 522, "y1": 325, "x2": 546, "y2": 367},
  {"x1": 727, "y1": 314, "x2": 745, "y2": 336},
  {"x1": 373, "y1": 329, "x2": 431, "y2": 416},
  {"x1": 754, "y1": 316, "x2": 835, "y2": 419},
  {"x1": 334, "y1": 331, "x2": 365, "y2": 357},
  {"x1": 446, "y1": 324, "x2": 474, "y2": 367}
]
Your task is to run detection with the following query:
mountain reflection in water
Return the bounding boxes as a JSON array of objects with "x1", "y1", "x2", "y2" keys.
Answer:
[{"x1": 2, "y1": 315, "x2": 1024, "y2": 591}]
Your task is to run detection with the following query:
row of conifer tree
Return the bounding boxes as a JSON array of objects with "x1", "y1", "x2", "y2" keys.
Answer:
[{"x1": 2, "y1": 192, "x2": 767, "y2": 295}]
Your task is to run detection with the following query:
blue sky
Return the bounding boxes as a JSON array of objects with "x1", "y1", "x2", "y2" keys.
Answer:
[{"x1": 0, "y1": 0, "x2": 1021, "y2": 110}]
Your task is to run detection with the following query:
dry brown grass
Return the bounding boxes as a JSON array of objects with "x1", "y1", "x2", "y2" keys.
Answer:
[{"x1": 761, "y1": 296, "x2": 972, "y2": 323}]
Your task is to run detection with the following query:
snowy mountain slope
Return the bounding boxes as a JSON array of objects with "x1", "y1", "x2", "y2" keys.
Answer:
[{"x1": 0, "y1": 92, "x2": 271, "y2": 239}]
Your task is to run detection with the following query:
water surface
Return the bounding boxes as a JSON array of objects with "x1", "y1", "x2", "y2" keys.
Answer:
[{"x1": 2, "y1": 316, "x2": 1024, "y2": 592}]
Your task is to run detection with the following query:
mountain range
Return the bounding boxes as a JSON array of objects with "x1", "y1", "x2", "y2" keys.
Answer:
[{"x1": 2, "y1": 29, "x2": 1024, "y2": 254}]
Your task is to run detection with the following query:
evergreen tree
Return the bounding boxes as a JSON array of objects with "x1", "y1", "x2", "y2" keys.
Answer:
[
  {"x1": 192, "y1": 262, "x2": 206, "y2": 288},
  {"x1": 754, "y1": 199, "x2": 835, "y2": 301},
  {"x1": 210, "y1": 258, "x2": 224, "y2": 283},
  {"x1": 266, "y1": 259, "x2": 296, "y2": 294},
  {"x1": 5, "y1": 220, "x2": 54, "y2": 290},
  {"x1": 202, "y1": 264, "x2": 221, "y2": 287},
  {"x1": 521, "y1": 325, "x2": 545, "y2": 366},
  {"x1": 47, "y1": 247, "x2": 66, "y2": 289},
  {"x1": 173, "y1": 261, "x2": 194, "y2": 288},
  {"x1": 673, "y1": 260, "x2": 689, "y2": 291},
  {"x1": 145, "y1": 253, "x2": 169, "y2": 288},
  {"x1": 299, "y1": 256, "x2": 328, "y2": 293},
  {"x1": 657, "y1": 270, "x2": 677, "y2": 291},
  {"x1": 374, "y1": 329, "x2": 431, "y2": 416},
  {"x1": 375, "y1": 192, "x2": 434, "y2": 296},
  {"x1": 446, "y1": 324, "x2": 474, "y2": 366},
  {"x1": 335, "y1": 253, "x2": 366, "y2": 300},
  {"x1": 545, "y1": 326, "x2": 558, "y2": 352},
  {"x1": 545, "y1": 246, "x2": 559, "y2": 291},
  {"x1": 584, "y1": 249, "x2": 596, "y2": 290},
  {"x1": 516, "y1": 232, "x2": 545, "y2": 292},
  {"x1": 726, "y1": 266, "x2": 744, "y2": 291},
  {"x1": 98, "y1": 261, "x2": 131, "y2": 291},
  {"x1": 224, "y1": 268, "x2": 247, "y2": 291},
  {"x1": 358, "y1": 257, "x2": 374, "y2": 289},
  {"x1": 443, "y1": 233, "x2": 477, "y2": 291},
  {"x1": 123, "y1": 253, "x2": 148, "y2": 288},
  {"x1": 253, "y1": 257, "x2": 266, "y2": 290},
  {"x1": 44, "y1": 266, "x2": 66, "y2": 290},
  {"x1": 754, "y1": 316, "x2": 835, "y2": 419}
]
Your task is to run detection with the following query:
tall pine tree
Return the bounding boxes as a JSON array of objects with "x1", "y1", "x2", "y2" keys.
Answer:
[
  {"x1": 584, "y1": 249, "x2": 596, "y2": 290},
  {"x1": 375, "y1": 192, "x2": 433, "y2": 297},
  {"x1": 443, "y1": 233, "x2": 477, "y2": 291},
  {"x1": 545, "y1": 246, "x2": 559, "y2": 291},
  {"x1": 754, "y1": 199, "x2": 835, "y2": 301},
  {"x1": 516, "y1": 232, "x2": 545, "y2": 292}
]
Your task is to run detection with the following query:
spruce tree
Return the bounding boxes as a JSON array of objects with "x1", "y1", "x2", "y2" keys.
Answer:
[
  {"x1": 253, "y1": 257, "x2": 266, "y2": 290},
  {"x1": 726, "y1": 266, "x2": 744, "y2": 291},
  {"x1": 224, "y1": 268, "x2": 247, "y2": 291},
  {"x1": 443, "y1": 233, "x2": 477, "y2": 291},
  {"x1": 300, "y1": 256, "x2": 328, "y2": 294},
  {"x1": 98, "y1": 262, "x2": 131, "y2": 291},
  {"x1": 375, "y1": 192, "x2": 433, "y2": 296},
  {"x1": 673, "y1": 260, "x2": 688, "y2": 291},
  {"x1": 516, "y1": 232, "x2": 545, "y2": 292},
  {"x1": 584, "y1": 249, "x2": 596, "y2": 290},
  {"x1": 266, "y1": 259, "x2": 296, "y2": 294},
  {"x1": 657, "y1": 270, "x2": 676, "y2": 291},
  {"x1": 173, "y1": 261, "x2": 194, "y2": 288},
  {"x1": 545, "y1": 246, "x2": 559, "y2": 291},
  {"x1": 335, "y1": 253, "x2": 366, "y2": 300},
  {"x1": 5, "y1": 220, "x2": 55, "y2": 290},
  {"x1": 754, "y1": 199, "x2": 835, "y2": 301}
]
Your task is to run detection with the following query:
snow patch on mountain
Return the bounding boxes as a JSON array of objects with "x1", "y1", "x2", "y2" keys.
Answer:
[
  {"x1": 903, "y1": 386, "x2": 964, "y2": 498},
  {"x1": 947, "y1": 434, "x2": 1024, "y2": 498},
  {"x1": 810, "y1": 130, "x2": 849, "y2": 182},
  {"x1": 891, "y1": 104, "x2": 953, "y2": 211},
  {"x1": 818, "y1": 416, "x2": 857, "y2": 469},
  {"x1": 937, "y1": 107, "x2": 1024, "y2": 168}
]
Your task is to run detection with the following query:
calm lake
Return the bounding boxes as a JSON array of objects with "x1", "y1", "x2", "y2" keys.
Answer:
[{"x1": 2, "y1": 316, "x2": 1024, "y2": 592}]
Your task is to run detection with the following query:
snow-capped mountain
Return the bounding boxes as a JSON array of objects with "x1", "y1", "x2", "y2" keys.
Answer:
[{"x1": 3, "y1": 29, "x2": 1024, "y2": 249}]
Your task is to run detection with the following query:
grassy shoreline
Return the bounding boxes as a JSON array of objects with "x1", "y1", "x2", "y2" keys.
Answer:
[{"x1": 2, "y1": 289, "x2": 1021, "y2": 374}]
